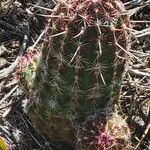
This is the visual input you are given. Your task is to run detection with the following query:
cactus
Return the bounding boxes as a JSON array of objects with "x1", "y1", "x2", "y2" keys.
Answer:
[
  {"x1": 15, "y1": 51, "x2": 40, "y2": 93},
  {"x1": 26, "y1": 0, "x2": 131, "y2": 145},
  {"x1": 76, "y1": 109, "x2": 131, "y2": 150}
]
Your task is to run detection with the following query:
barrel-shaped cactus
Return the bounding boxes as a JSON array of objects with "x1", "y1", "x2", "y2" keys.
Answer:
[{"x1": 26, "y1": 0, "x2": 130, "y2": 144}]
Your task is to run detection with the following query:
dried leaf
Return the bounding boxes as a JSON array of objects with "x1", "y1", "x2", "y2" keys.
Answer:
[{"x1": 0, "y1": 137, "x2": 8, "y2": 150}]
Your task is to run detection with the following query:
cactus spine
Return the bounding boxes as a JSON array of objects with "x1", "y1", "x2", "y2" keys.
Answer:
[{"x1": 26, "y1": 0, "x2": 131, "y2": 145}]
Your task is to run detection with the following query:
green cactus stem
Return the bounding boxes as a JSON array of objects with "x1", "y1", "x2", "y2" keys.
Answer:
[{"x1": 27, "y1": 0, "x2": 131, "y2": 143}]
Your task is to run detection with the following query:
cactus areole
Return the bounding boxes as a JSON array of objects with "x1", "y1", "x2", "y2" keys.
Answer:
[{"x1": 28, "y1": 0, "x2": 130, "y2": 143}]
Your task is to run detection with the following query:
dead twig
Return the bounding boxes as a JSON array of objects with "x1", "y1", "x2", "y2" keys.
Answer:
[
  {"x1": 128, "y1": 68, "x2": 150, "y2": 77},
  {"x1": 133, "y1": 27, "x2": 150, "y2": 38},
  {"x1": 135, "y1": 122, "x2": 150, "y2": 150},
  {"x1": 128, "y1": 4, "x2": 150, "y2": 17},
  {"x1": 0, "y1": 85, "x2": 18, "y2": 106},
  {"x1": 0, "y1": 35, "x2": 28, "y2": 79},
  {"x1": 0, "y1": 100, "x2": 19, "y2": 112}
]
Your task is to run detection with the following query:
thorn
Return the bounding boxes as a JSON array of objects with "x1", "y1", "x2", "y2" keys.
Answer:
[
  {"x1": 96, "y1": 19, "x2": 102, "y2": 35},
  {"x1": 69, "y1": 46, "x2": 81, "y2": 64},
  {"x1": 97, "y1": 38, "x2": 102, "y2": 56},
  {"x1": 73, "y1": 27, "x2": 85, "y2": 38},
  {"x1": 100, "y1": 72, "x2": 106, "y2": 85},
  {"x1": 116, "y1": 42, "x2": 143, "y2": 64},
  {"x1": 112, "y1": 30, "x2": 143, "y2": 64},
  {"x1": 50, "y1": 30, "x2": 67, "y2": 38},
  {"x1": 32, "y1": 25, "x2": 49, "y2": 49}
]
